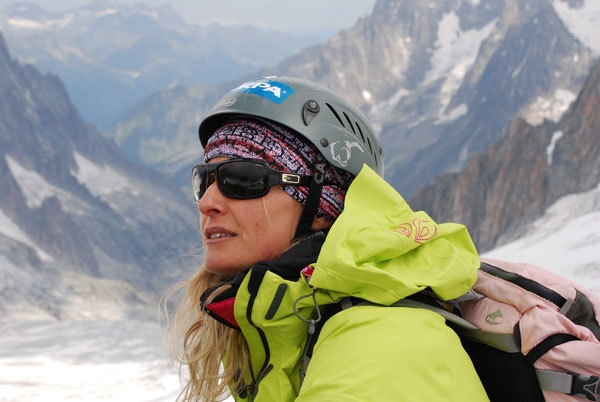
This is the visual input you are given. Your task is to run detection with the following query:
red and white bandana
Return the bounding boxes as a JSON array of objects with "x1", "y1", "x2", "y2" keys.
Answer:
[{"x1": 203, "y1": 118, "x2": 354, "y2": 220}]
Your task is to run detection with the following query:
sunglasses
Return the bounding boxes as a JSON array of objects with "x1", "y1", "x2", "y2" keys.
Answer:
[{"x1": 191, "y1": 158, "x2": 313, "y2": 202}]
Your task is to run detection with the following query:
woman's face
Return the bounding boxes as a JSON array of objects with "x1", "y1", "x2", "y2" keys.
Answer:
[{"x1": 198, "y1": 157, "x2": 304, "y2": 275}]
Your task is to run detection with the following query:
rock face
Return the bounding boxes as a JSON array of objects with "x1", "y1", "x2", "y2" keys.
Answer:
[
  {"x1": 0, "y1": 33, "x2": 200, "y2": 318},
  {"x1": 105, "y1": 0, "x2": 596, "y2": 198},
  {"x1": 265, "y1": 0, "x2": 595, "y2": 197},
  {"x1": 410, "y1": 59, "x2": 600, "y2": 252}
]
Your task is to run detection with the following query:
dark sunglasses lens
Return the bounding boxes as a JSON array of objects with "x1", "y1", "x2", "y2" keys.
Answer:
[
  {"x1": 218, "y1": 161, "x2": 269, "y2": 199},
  {"x1": 192, "y1": 165, "x2": 208, "y2": 201}
]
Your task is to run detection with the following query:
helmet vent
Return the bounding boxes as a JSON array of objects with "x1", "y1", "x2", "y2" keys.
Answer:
[
  {"x1": 326, "y1": 103, "x2": 365, "y2": 141},
  {"x1": 343, "y1": 112, "x2": 356, "y2": 135},
  {"x1": 367, "y1": 137, "x2": 373, "y2": 155},
  {"x1": 355, "y1": 122, "x2": 366, "y2": 143},
  {"x1": 325, "y1": 101, "x2": 381, "y2": 171},
  {"x1": 325, "y1": 103, "x2": 345, "y2": 130}
]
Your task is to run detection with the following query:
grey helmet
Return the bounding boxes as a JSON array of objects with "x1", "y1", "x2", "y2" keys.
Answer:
[{"x1": 198, "y1": 76, "x2": 384, "y2": 177}]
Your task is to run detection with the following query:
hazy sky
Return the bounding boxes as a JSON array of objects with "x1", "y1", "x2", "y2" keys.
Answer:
[{"x1": 0, "y1": 0, "x2": 377, "y2": 34}]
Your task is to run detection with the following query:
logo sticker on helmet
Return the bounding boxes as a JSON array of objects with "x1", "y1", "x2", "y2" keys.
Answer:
[
  {"x1": 329, "y1": 140, "x2": 364, "y2": 167},
  {"x1": 231, "y1": 80, "x2": 295, "y2": 104}
]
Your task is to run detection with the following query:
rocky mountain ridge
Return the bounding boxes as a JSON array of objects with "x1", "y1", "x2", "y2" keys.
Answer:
[
  {"x1": 410, "y1": 58, "x2": 600, "y2": 252},
  {"x1": 105, "y1": 0, "x2": 598, "y2": 196},
  {"x1": 261, "y1": 0, "x2": 596, "y2": 197},
  {"x1": 0, "y1": 32, "x2": 200, "y2": 319}
]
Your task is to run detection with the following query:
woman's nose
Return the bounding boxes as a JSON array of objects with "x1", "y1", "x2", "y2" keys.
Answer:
[{"x1": 198, "y1": 180, "x2": 225, "y2": 216}]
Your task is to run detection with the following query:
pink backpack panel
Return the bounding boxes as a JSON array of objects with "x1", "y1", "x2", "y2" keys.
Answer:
[{"x1": 458, "y1": 258, "x2": 600, "y2": 401}]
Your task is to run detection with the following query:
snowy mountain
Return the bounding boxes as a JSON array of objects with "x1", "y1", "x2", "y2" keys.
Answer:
[
  {"x1": 410, "y1": 57, "x2": 600, "y2": 252},
  {"x1": 106, "y1": 0, "x2": 600, "y2": 195},
  {"x1": 0, "y1": 32, "x2": 200, "y2": 319},
  {"x1": 483, "y1": 184, "x2": 600, "y2": 296},
  {"x1": 0, "y1": 1, "x2": 323, "y2": 129},
  {"x1": 271, "y1": 0, "x2": 598, "y2": 197}
]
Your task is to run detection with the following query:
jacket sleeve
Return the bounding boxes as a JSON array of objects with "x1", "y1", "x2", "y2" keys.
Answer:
[{"x1": 295, "y1": 305, "x2": 489, "y2": 402}]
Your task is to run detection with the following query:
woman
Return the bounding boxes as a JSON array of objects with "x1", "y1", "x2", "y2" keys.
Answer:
[{"x1": 170, "y1": 76, "x2": 489, "y2": 401}]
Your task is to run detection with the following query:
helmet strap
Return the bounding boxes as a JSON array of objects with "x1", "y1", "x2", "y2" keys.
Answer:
[{"x1": 294, "y1": 153, "x2": 327, "y2": 239}]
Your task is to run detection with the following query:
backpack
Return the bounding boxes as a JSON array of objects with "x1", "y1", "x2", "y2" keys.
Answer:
[{"x1": 302, "y1": 257, "x2": 600, "y2": 402}]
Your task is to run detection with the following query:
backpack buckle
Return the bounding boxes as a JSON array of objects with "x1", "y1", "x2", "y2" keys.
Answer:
[{"x1": 572, "y1": 374, "x2": 599, "y2": 402}]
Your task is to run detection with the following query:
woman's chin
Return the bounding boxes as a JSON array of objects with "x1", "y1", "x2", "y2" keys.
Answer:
[{"x1": 204, "y1": 258, "x2": 246, "y2": 276}]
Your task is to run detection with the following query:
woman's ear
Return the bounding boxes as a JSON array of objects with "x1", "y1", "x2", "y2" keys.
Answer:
[{"x1": 311, "y1": 216, "x2": 334, "y2": 231}]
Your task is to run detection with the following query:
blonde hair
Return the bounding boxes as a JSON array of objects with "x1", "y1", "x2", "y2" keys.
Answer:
[{"x1": 166, "y1": 267, "x2": 251, "y2": 402}]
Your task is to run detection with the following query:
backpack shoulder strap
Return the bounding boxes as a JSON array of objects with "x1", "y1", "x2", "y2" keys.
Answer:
[
  {"x1": 389, "y1": 297, "x2": 521, "y2": 353},
  {"x1": 300, "y1": 298, "x2": 356, "y2": 385},
  {"x1": 299, "y1": 296, "x2": 520, "y2": 385}
]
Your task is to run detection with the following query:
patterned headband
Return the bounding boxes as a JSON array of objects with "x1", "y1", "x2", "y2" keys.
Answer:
[{"x1": 203, "y1": 118, "x2": 354, "y2": 220}]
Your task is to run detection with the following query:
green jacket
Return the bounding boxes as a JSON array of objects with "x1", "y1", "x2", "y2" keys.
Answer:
[{"x1": 232, "y1": 166, "x2": 489, "y2": 401}]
